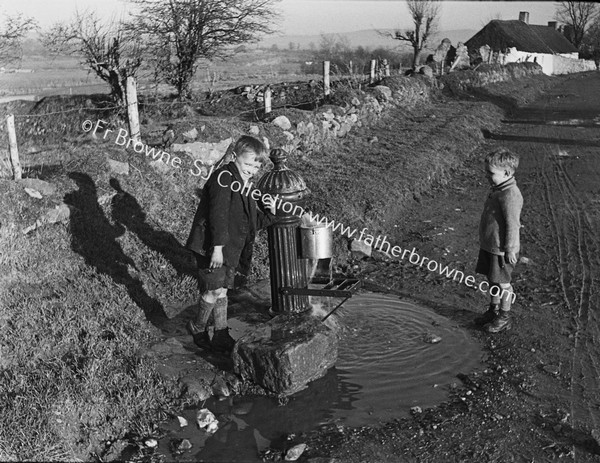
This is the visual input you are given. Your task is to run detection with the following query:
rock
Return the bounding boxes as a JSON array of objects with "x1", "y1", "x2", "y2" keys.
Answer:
[
  {"x1": 182, "y1": 127, "x2": 198, "y2": 142},
  {"x1": 349, "y1": 114, "x2": 358, "y2": 124},
  {"x1": 233, "y1": 312, "x2": 338, "y2": 396},
  {"x1": 144, "y1": 438, "x2": 158, "y2": 448},
  {"x1": 322, "y1": 110, "x2": 335, "y2": 121},
  {"x1": 351, "y1": 97, "x2": 361, "y2": 106},
  {"x1": 423, "y1": 333, "x2": 442, "y2": 344},
  {"x1": 285, "y1": 443, "x2": 307, "y2": 461},
  {"x1": 196, "y1": 409, "x2": 219, "y2": 433},
  {"x1": 107, "y1": 158, "x2": 130, "y2": 175},
  {"x1": 172, "y1": 138, "x2": 233, "y2": 165},
  {"x1": 170, "y1": 438, "x2": 192, "y2": 454},
  {"x1": 180, "y1": 376, "x2": 212, "y2": 401},
  {"x1": 18, "y1": 178, "x2": 56, "y2": 196},
  {"x1": 272, "y1": 116, "x2": 292, "y2": 131},
  {"x1": 24, "y1": 187, "x2": 43, "y2": 199},
  {"x1": 321, "y1": 121, "x2": 332, "y2": 130},
  {"x1": 350, "y1": 239, "x2": 372, "y2": 258},
  {"x1": 249, "y1": 125, "x2": 260, "y2": 135},
  {"x1": 210, "y1": 375, "x2": 231, "y2": 398},
  {"x1": 177, "y1": 416, "x2": 188, "y2": 428},
  {"x1": 337, "y1": 122, "x2": 352, "y2": 138},
  {"x1": 518, "y1": 256, "x2": 532, "y2": 265},
  {"x1": 411, "y1": 406, "x2": 422, "y2": 415},
  {"x1": 373, "y1": 85, "x2": 393, "y2": 102},
  {"x1": 282, "y1": 131, "x2": 295, "y2": 142}
]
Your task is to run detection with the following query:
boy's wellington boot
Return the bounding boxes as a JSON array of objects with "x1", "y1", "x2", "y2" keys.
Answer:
[
  {"x1": 486, "y1": 310, "x2": 512, "y2": 333},
  {"x1": 191, "y1": 331, "x2": 212, "y2": 350},
  {"x1": 474, "y1": 303, "x2": 499, "y2": 326},
  {"x1": 212, "y1": 328, "x2": 236, "y2": 354},
  {"x1": 187, "y1": 299, "x2": 215, "y2": 348}
]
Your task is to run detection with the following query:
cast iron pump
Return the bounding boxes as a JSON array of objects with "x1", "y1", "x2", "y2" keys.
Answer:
[{"x1": 257, "y1": 149, "x2": 310, "y2": 314}]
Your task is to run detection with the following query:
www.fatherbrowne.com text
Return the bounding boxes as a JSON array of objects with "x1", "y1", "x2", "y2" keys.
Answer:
[{"x1": 212, "y1": 172, "x2": 516, "y2": 304}]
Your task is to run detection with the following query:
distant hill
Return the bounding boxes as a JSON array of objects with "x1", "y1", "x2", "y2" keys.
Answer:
[{"x1": 258, "y1": 29, "x2": 478, "y2": 51}]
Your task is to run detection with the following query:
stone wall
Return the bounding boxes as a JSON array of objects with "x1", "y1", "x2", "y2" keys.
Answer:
[{"x1": 552, "y1": 55, "x2": 596, "y2": 75}]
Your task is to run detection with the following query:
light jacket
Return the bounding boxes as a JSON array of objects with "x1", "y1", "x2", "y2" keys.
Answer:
[{"x1": 479, "y1": 177, "x2": 523, "y2": 255}]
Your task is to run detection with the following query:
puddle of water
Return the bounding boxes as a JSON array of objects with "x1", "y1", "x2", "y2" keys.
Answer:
[{"x1": 158, "y1": 292, "x2": 484, "y2": 461}]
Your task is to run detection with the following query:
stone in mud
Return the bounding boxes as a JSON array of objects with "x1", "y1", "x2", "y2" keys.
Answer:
[
  {"x1": 285, "y1": 443, "x2": 307, "y2": 461},
  {"x1": 232, "y1": 312, "x2": 338, "y2": 396}
]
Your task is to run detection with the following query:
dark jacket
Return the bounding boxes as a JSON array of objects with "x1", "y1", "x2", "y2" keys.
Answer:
[
  {"x1": 186, "y1": 162, "x2": 275, "y2": 268},
  {"x1": 479, "y1": 177, "x2": 523, "y2": 256}
]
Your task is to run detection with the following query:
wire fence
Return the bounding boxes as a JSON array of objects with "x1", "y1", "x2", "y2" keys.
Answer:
[{"x1": 1, "y1": 59, "x2": 390, "y2": 179}]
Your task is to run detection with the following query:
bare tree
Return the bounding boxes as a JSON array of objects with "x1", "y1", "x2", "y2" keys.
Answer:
[
  {"x1": 0, "y1": 13, "x2": 37, "y2": 66},
  {"x1": 390, "y1": 0, "x2": 441, "y2": 68},
  {"x1": 127, "y1": 0, "x2": 280, "y2": 98},
  {"x1": 555, "y1": 0, "x2": 600, "y2": 48},
  {"x1": 42, "y1": 11, "x2": 143, "y2": 103}
]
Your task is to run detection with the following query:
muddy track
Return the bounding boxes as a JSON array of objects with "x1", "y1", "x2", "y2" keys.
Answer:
[{"x1": 499, "y1": 72, "x2": 600, "y2": 460}]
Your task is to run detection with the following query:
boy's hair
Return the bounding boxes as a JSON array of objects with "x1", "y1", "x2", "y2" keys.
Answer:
[
  {"x1": 234, "y1": 135, "x2": 269, "y2": 162},
  {"x1": 485, "y1": 147, "x2": 519, "y2": 173}
]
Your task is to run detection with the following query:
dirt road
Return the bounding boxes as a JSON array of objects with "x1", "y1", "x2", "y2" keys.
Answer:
[{"x1": 308, "y1": 72, "x2": 600, "y2": 461}]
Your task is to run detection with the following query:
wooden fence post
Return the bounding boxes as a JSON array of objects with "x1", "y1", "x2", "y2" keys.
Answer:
[
  {"x1": 264, "y1": 86, "x2": 272, "y2": 114},
  {"x1": 5, "y1": 114, "x2": 21, "y2": 180},
  {"x1": 323, "y1": 60, "x2": 331, "y2": 96},
  {"x1": 126, "y1": 76, "x2": 140, "y2": 141},
  {"x1": 370, "y1": 59, "x2": 377, "y2": 84},
  {"x1": 383, "y1": 59, "x2": 390, "y2": 77}
]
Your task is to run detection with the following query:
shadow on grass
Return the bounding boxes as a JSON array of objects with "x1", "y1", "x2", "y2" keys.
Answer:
[
  {"x1": 64, "y1": 172, "x2": 167, "y2": 325},
  {"x1": 109, "y1": 178, "x2": 196, "y2": 277}
]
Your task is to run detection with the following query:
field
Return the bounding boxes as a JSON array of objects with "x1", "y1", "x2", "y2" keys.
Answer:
[{"x1": 0, "y1": 48, "x2": 328, "y2": 100}]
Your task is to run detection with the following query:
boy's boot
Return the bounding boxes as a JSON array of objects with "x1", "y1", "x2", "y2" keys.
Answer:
[
  {"x1": 187, "y1": 299, "x2": 214, "y2": 349},
  {"x1": 474, "y1": 303, "x2": 499, "y2": 326},
  {"x1": 486, "y1": 284, "x2": 513, "y2": 333},
  {"x1": 486, "y1": 310, "x2": 511, "y2": 333},
  {"x1": 211, "y1": 297, "x2": 236, "y2": 353}
]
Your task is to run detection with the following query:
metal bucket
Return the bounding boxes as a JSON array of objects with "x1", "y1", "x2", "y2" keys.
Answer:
[{"x1": 299, "y1": 225, "x2": 333, "y2": 259}]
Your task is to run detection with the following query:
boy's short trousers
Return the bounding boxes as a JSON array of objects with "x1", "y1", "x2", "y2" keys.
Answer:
[
  {"x1": 475, "y1": 249, "x2": 517, "y2": 284},
  {"x1": 194, "y1": 252, "x2": 235, "y2": 292}
]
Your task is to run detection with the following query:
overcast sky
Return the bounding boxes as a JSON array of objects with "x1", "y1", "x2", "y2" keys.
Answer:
[{"x1": 1, "y1": 1, "x2": 558, "y2": 35}]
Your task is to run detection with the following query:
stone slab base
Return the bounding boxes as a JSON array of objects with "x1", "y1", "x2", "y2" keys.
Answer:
[{"x1": 232, "y1": 312, "x2": 338, "y2": 396}]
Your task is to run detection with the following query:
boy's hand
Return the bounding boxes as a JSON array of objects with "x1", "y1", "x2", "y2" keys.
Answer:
[
  {"x1": 506, "y1": 251, "x2": 517, "y2": 265},
  {"x1": 210, "y1": 246, "x2": 224, "y2": 268},
  {"x1": 262, "y1": 196, "x2": 277, "y2": 215}
]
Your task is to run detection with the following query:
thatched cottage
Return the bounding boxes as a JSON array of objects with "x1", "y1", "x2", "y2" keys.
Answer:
[{"x1": 465, "y1": 12, "x2": 594, "y2": 75}]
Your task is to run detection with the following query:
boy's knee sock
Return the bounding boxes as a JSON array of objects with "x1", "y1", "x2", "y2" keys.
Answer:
[
  {"x1": 490, "y1": 283, "x2": 501, "y2": 305},
  {"x1": 499, "y1": 284, "x2": 514, "y2": 312},
  {"x1": 214, "y1": 297, "x2": 228, "y2": 330},
  {"x1": 195, "y1": 298, "x2": 215, "y2": 331}
]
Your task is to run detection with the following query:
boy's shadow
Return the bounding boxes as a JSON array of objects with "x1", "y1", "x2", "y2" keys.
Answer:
[
  {"x1": 109, "y1": 178, "x2": 196, "y2": 277},
  {"x1": 64, "y1": 172, "x2": 166, "y2": 325}
]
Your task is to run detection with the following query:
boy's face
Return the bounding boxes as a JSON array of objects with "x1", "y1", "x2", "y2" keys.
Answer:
[
  {"x1": 234, "y1": 151, "x2": 262, "y2": 182},
  {"x1": 485, "y1": 163, "x2": 512, "y2": 186}
]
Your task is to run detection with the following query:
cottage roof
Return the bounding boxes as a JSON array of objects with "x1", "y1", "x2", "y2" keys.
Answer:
[{"x1": 465, "y1": 20, "x2": 577, "y2": 54}]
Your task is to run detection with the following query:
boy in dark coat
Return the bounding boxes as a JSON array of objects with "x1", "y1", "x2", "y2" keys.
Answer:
[
  {"x1": 186, "y1": 136, "x2": 276, "y2": 353},
  {"x1": 475, "y1": 148, "x2": 523, "y2": 333}
]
